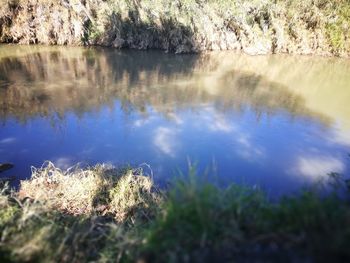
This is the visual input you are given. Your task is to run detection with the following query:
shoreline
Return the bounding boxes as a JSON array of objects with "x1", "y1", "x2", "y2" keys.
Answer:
[{"x1": 2, "y1": 42, "x2": 349, "y2": 58}]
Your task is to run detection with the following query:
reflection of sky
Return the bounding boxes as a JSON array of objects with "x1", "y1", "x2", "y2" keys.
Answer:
[
  {"x1": 329, "y1": 122, "x2": 350, "y2": 147},
  {"x1": 294, "y1": 156, "x2": 345, "y2": 179},
  {"x1": 153, "y1": 127, "x2": 179, "y2": 157},
  {"x1": 1, "y1": 102, "x2": 349, "y2": 196}
]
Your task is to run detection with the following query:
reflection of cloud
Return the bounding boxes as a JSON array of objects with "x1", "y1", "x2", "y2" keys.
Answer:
[
  {"x1": 195, "y1": 106, "x2": 265, "y2": 162},
  {"x1": 203, "y1": 107, "x2": 234, "y2": 133},
  {"x1": 133, "y1": 116, "x2": 156, "y2": 128},
  {"x1": 153, "y1": 127, "x2": 178, "y2": 157},
  {"x1": 210, "y1": 117, "x2": 233, "y2": 132},
  {"x1": 330, "y1": 125, "x2": 350, "y2": 146},
  {"x1": 134, "y1": 119, "x2": 150, "y2": 127},
  {"x1": 296, "y1": 156, "x2": 345, "y2": 179},
  {"x1": 237, "y1": 135, "x2": 250, "y2": 147},
  {"x1": 167, "y1": 112, "x2": 183, "y2": 125},
  {"x1": 0, "y1": 137, "x2": 16, "y2": 144},
  {"x1": 53, "y1": 157, "x2": 74, "y2": 170},
  {"x1": 235, "y1": 135, "x2": 265, "y2": 161}
]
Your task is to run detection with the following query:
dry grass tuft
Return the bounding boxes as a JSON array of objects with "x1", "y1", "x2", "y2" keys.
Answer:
[
  {"x1": 18, "y1": 162, "x2": 163, "y2": 222},
  {"x1": 19, "y1": 161, "x2": 113, "y2": 215},
  {"x1": 109, "y1": 168, "x2": 162, "y2": 222}
]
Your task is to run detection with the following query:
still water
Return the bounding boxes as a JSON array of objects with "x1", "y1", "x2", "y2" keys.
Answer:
[{"x1": 0, "y1": 45, "x2": 349, "y2": 195}]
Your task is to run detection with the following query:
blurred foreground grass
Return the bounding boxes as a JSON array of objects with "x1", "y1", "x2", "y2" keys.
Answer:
[{"x1": 0, "y1": 162, "x2": 350, "y2": 262}]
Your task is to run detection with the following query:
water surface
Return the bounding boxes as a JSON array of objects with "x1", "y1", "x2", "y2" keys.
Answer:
[{"x1": 0, "y1": 45, "x2": 349, "y2": 196}]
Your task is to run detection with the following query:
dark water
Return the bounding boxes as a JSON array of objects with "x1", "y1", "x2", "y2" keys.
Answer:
[{"x1": 0, "y1": 45, "x2": 349, "y2": 196}]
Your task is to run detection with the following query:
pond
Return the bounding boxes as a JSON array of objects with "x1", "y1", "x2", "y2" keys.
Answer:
[{"x1": 0, "y1": 45, "x2": 349, "y2": 196}]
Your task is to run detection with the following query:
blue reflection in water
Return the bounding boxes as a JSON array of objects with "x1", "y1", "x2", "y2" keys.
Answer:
[{"x1": 0, "y1": 46, "x2": 349, "y2": 196}]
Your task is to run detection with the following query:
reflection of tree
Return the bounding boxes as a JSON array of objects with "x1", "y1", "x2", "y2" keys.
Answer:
[
  {"x1": 216, "y1": 71, "x2": 320, "y2": 120},
  {"x1": 0, "y1": 47, "x2": 329, "y2": 125}
]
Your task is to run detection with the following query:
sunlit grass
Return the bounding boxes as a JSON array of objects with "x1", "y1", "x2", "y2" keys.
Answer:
[
  {"x1": 1, "y1": 162, "x2": 350, "y2": 262},
  {"x1": 109, "y1": 168, "x2": 162, "y2": 222},
  {"x1": 0, "y1": 0, "x2": 349, "y2": 55},
  {"x1": 18, "y1": 162, "x2": 162, "y2": 222},
  {"x1": 19, "y1": 162, "x2": 113, "y2": 215}
]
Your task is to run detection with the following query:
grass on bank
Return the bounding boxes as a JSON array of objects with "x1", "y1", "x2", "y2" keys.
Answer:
[
  {"x1": 1, "y1": 0, "x2": 349, "y2": 55},
  {"x1": 0, "y1": 162, "x2": 350, "y2": 262},
  {"x1": 104, "y1": 0, "x2": 350, "y2": 54},
  {"x1": 19, "y1": 162, "x2": 162, "y2": 222}
]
